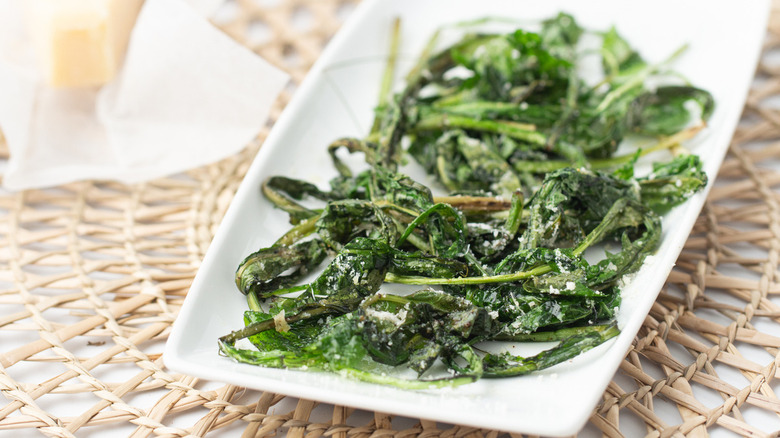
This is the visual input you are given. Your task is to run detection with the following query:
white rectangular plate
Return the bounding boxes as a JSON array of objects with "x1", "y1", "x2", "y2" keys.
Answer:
[{"x1": 164, "y1": 1, "x2": 769, "y2": 435}]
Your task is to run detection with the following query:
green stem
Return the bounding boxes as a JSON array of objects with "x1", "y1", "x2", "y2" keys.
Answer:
[
  {"x1": 483, "y1": 324, "x2": 620, "y2": 378},
  {"x1": 219, "y1": 305, "x2": 336, "y2": 345},
  {"x1": 370, "y1": 17, "x2": 401, "y2": 135},
  {"x1": 433, "y1": 100, "x2": 521, "y2": 112},
  {"x1": 404, "y1": 232, "x2": 431, "y2": 253},
  {"x1": 373, "y1": 200, "x2": 432, "y2": 252},
  {"x1": 405, "y1": 26, "x2": 440, "y2": 85},
  {"x1": 264, "y1": 284, "x2": 309, "y2": 297},
  {"x1": 495, "y1": 324, "x2": 615, "y2": 342},
  {"x1": 370, "y1": 293, "x2": 412, "y2": 307},
  {"x1": 247, "y1": 291, "x2": 262, "y2": 312},
  {"x1": 465, "y1": 252, "x2": 491, "y2": 277},
  {"x1": 220, "y1": 340, "x2": 477, "y2": 389},
  {"x1": 395, "y1": 203, "x2": 446, "y2": 248},
  {"x1": 414, "y1": 114, "x2": 545, "y2": 146},
  {"x1": 595, "y1": 44, "x2": 688, "y2": 113},
  {"x1": 435, "y1": 154, "x2": 458, "y2": 191},
  {"x1": 384, "y1": 264, "x2": 551, "y2": 286},
  {"x1": 274, "y1": 214, "x2": 321, "y2": 246},
  {"x1": 373, "y1": 200, "x2": 421, "y2": 218},
  {"x1": 595, "y1": 69, "x2": 648, "y2": 113},
  {"x1": 505, "y1": 191, "x2": 524, "y2": 236},
  {"x1": 261, "y1": 179, "x2": 318, "y2": 223},
  {"x1": 512, "y1": 124, "x2": 704, "y2": 174}
]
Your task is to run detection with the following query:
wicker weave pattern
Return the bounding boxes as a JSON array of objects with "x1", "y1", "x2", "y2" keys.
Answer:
[{"x1": 1, "y1": 1, "x2": 780, "y2": 436}]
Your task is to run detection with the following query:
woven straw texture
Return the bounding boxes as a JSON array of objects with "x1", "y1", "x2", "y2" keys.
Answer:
[{"x1": 2, "y1": 1, "x2": 780, "y2": 437}]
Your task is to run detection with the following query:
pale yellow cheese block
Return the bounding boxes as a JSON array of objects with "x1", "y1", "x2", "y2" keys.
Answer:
[{"x1": 28, "y1": 0, "x2": 145, "y2": 88}]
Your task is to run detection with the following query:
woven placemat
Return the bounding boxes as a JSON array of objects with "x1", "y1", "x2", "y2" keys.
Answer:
[{"x1": 2, "y1": 1, "x2": 780, "y2": 437}]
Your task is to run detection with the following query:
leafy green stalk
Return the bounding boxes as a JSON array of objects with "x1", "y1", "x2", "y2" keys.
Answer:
[
  {"x1": 482, "y1": 324, "x2": 619, "y2": 377},
  {"x1": 414, "y1": 113, "x2": 545, "y2": 145},
  {"x1": 371, "y1": 17, "x2": 402, "y2": 135}
]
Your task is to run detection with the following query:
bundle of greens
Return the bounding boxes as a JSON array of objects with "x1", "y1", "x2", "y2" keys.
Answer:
[{"x1": 218, "y1": 13, "x2": 712, "y2": 388}]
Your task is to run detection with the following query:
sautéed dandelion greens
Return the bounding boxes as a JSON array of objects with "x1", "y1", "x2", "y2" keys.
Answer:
[{"x1": 218, "y1": 14, "x2": 712, "y2": 388}]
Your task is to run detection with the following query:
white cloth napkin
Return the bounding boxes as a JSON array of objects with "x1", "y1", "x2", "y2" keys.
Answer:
[{"x1": 0, "y1": 0, "x2": 289, "y2": 190}]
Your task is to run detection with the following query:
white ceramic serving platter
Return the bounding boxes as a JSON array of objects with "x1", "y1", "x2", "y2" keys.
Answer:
[{"x1": 165, "y1": 1, "x2": 769, "y2": 435}]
